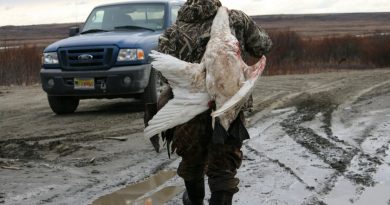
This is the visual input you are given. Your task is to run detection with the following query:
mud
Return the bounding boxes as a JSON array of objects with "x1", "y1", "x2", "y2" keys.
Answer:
[
  {"x1": 285, "y1": 95, "x2": 350, "y2": 166},
  {"x1": 1, "y1": 69, "x2": 390, "y2": 205},
  {"x1": 0, "y1": 140, "x2": 84, "y2": 160},
  {"x1": 93, "y1": 170, "x2": 182, "y2": 205},
  {"x1": 280, "y1": 91, "x2": 386, "y2": 189}
]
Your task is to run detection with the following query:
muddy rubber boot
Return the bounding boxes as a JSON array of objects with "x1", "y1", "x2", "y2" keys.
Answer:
[
  {"x1": 182, "y1": 179, "x2": 205, "y2": 205},
  {"x1": 144, "y1": 103, "x2": 160, "y2": 152},
  {"x1": 209, "y1": 191, "x2": 233, "y2": 205}
]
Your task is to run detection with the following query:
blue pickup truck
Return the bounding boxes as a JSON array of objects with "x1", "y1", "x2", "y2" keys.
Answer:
[{"x1": 40, "y1": 0, "x2": 184, "y2": 114}]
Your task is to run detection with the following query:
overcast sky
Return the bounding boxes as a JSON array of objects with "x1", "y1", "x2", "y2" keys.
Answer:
[{"x1": 0, "y1": 0, "x2": 389, "y2": 26}]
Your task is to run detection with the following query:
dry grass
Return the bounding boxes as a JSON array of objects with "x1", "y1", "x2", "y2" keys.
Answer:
[
  {"x1": 0, "y1": 31, "x2": 389, "y2": 86},
  {"x1": 0, "y1": 43, "x2": 43, "y2": 86},
  {"x1": 265, "y1": 31, "x2": 390, "y2": 75},
  {"x1": 255, "y1": 12, "x2": 390, "y2": 38}
]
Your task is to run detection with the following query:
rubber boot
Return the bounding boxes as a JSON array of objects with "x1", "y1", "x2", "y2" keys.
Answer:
[
  {"x1": 182, "y1": 179, "x2": 205, "y2": 205},
  {"x1": 209, "y1": 191, "x2": 233, "y2": 205}
]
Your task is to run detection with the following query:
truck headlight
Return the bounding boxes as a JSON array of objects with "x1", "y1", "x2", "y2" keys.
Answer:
[
  {"x1": 42, "y1": 52, "x2": 59, "y2": 64},
  {"x1": 117, "y1": 49, "x2": 145, "y2": 61}
]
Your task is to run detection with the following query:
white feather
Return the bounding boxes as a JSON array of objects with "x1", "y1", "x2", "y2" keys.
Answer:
[
  {"x1": 149, "y1": 50, "x2": 205, "y2": 89},
  {"x1": 144, "y1": 90, "x2": 209, "y2": 139},
  {"x1": 145, "y1": 7, "x2": 267, "y2": 138},
  {"x1": 211, "y1": 80, "x2": 254, "y2": 117},
  {"x1": 145, "y1": 51, "x2": 209, "y2": 139}
]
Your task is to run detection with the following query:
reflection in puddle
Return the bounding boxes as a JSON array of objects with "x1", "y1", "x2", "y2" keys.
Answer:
[
  {"x1": 139, "y1": 186, "x2": 184, "y2": 205},
  {"x1": 92, "y1": 170, "x2": 183, "y2": 205}
]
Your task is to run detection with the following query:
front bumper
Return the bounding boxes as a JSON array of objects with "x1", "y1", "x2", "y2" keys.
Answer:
[{"x1": 40, "y1": 64, "x2": 152, "y2": 98}]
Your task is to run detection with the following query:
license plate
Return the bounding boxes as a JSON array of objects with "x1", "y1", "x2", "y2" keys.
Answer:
[{"x1": 74, "y1": 78, "x2": 95, "y2": 90}]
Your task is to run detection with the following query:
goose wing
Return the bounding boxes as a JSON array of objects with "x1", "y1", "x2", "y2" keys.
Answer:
[{"x1": 144, "y1": 51, "x2": 209, "y2": 139}]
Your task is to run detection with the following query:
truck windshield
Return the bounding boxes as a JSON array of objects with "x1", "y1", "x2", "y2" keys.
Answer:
[{"x1": 82, "y1": 3, "x2": 165, "y2": 33}]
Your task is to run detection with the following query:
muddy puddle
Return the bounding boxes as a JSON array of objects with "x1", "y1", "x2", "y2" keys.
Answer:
[{"x1": 92, "y1": 170, "x2": 183, "y2": 205}]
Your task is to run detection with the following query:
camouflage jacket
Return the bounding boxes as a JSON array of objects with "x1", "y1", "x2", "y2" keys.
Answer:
[
  {"x1": 158, "y1": 0, "x2": 272, "y2": 63},
  {"x1": 157, "y1": 0, "x2": 272, "y2": 112},
  {"x1": 155, "y1": 0, "x2": 272, "y2": 148}
]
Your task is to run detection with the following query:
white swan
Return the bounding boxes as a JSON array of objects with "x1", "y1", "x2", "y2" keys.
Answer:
[{"x1": 144, "y1": 7, "x2": 266, "y2": 139}]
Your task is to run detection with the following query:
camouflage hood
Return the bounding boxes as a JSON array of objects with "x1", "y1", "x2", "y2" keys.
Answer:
[{"x1": 177, "y1": 0, "x2": 222, "y2": 23}]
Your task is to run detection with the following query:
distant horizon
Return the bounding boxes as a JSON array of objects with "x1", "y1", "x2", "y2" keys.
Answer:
[
  {"x1": 1, "y1": 11, "x2": 389, "y2": 28},
  {"x1": 1, "y1": 0, "x2": 390, "y2": 26}
]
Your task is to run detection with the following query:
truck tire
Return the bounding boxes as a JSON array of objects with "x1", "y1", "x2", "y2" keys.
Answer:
[
  {"x1": 143, "y1": 68, "x2": 158, "y2": 104},
  {"x1": 48, "y1": 96, "x2": 79, "y2": 115}
]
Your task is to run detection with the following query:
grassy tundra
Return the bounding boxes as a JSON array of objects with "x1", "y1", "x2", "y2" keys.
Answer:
[{"x1": 1, "y1": 12, "x2": 390, "y2": 86}]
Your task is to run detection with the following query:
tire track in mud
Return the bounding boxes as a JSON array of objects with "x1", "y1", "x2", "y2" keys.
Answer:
[
  {"x1": 280, "y1": 93, "x2": 383, "y2": 198},
  {"x1": 249, "y1": 77, "x2": 354, "y2": 125},
  {"x1": 243, "y1": 135, "x2": 349, "y2": 205},
  {"x1": 0, "y1": 131, "x2": 89, "y2": 144},
  {"x1": 0, "y1": 126, "x2": 144, "y2": 160},
  {"x1": 246, "y1": 73, "x2": 390, "y2": 204},
  {"x1": 244, "y1": 144, "x2": 308, "y2": 186},
  {"x1": 344, "y1": 79, "x2": 390, "y2": 107},
  {"x1": 280, "y1": 94, "x2": 357, "y2": 173},
  {"x1": 376, "y1": 140, "x2": 390, "y2": 165}
]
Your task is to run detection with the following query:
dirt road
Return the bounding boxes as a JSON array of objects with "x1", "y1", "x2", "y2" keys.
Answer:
[{"x1": 1, "y1": 69, "x2": 390, "y2": 205}]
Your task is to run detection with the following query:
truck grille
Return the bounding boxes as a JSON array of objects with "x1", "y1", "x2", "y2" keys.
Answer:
[{"x1": 58, "y1": 46, "x2": 117, "y2": 70}]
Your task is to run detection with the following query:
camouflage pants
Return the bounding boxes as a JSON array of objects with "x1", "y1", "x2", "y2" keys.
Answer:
[{"x1": 171, "y1": 110, "x2": 243, "y2": 194}]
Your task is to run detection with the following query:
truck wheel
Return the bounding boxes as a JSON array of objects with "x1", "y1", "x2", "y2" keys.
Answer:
[
  {"x1": 48, "y1": 96, "x2": 79, "y2": 115},
  {"x1": 143, "y1": 68, "x2": 158, "y2": 104}
]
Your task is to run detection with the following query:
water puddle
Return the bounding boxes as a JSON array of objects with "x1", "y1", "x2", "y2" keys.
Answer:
[{"x1": 92, "y1": 170, "x2": 183, "y2": 205}]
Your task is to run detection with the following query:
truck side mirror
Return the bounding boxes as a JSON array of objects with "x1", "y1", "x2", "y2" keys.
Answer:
[{"x1": 69, "y1": 27, "x2": 80, "y2": 37}]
